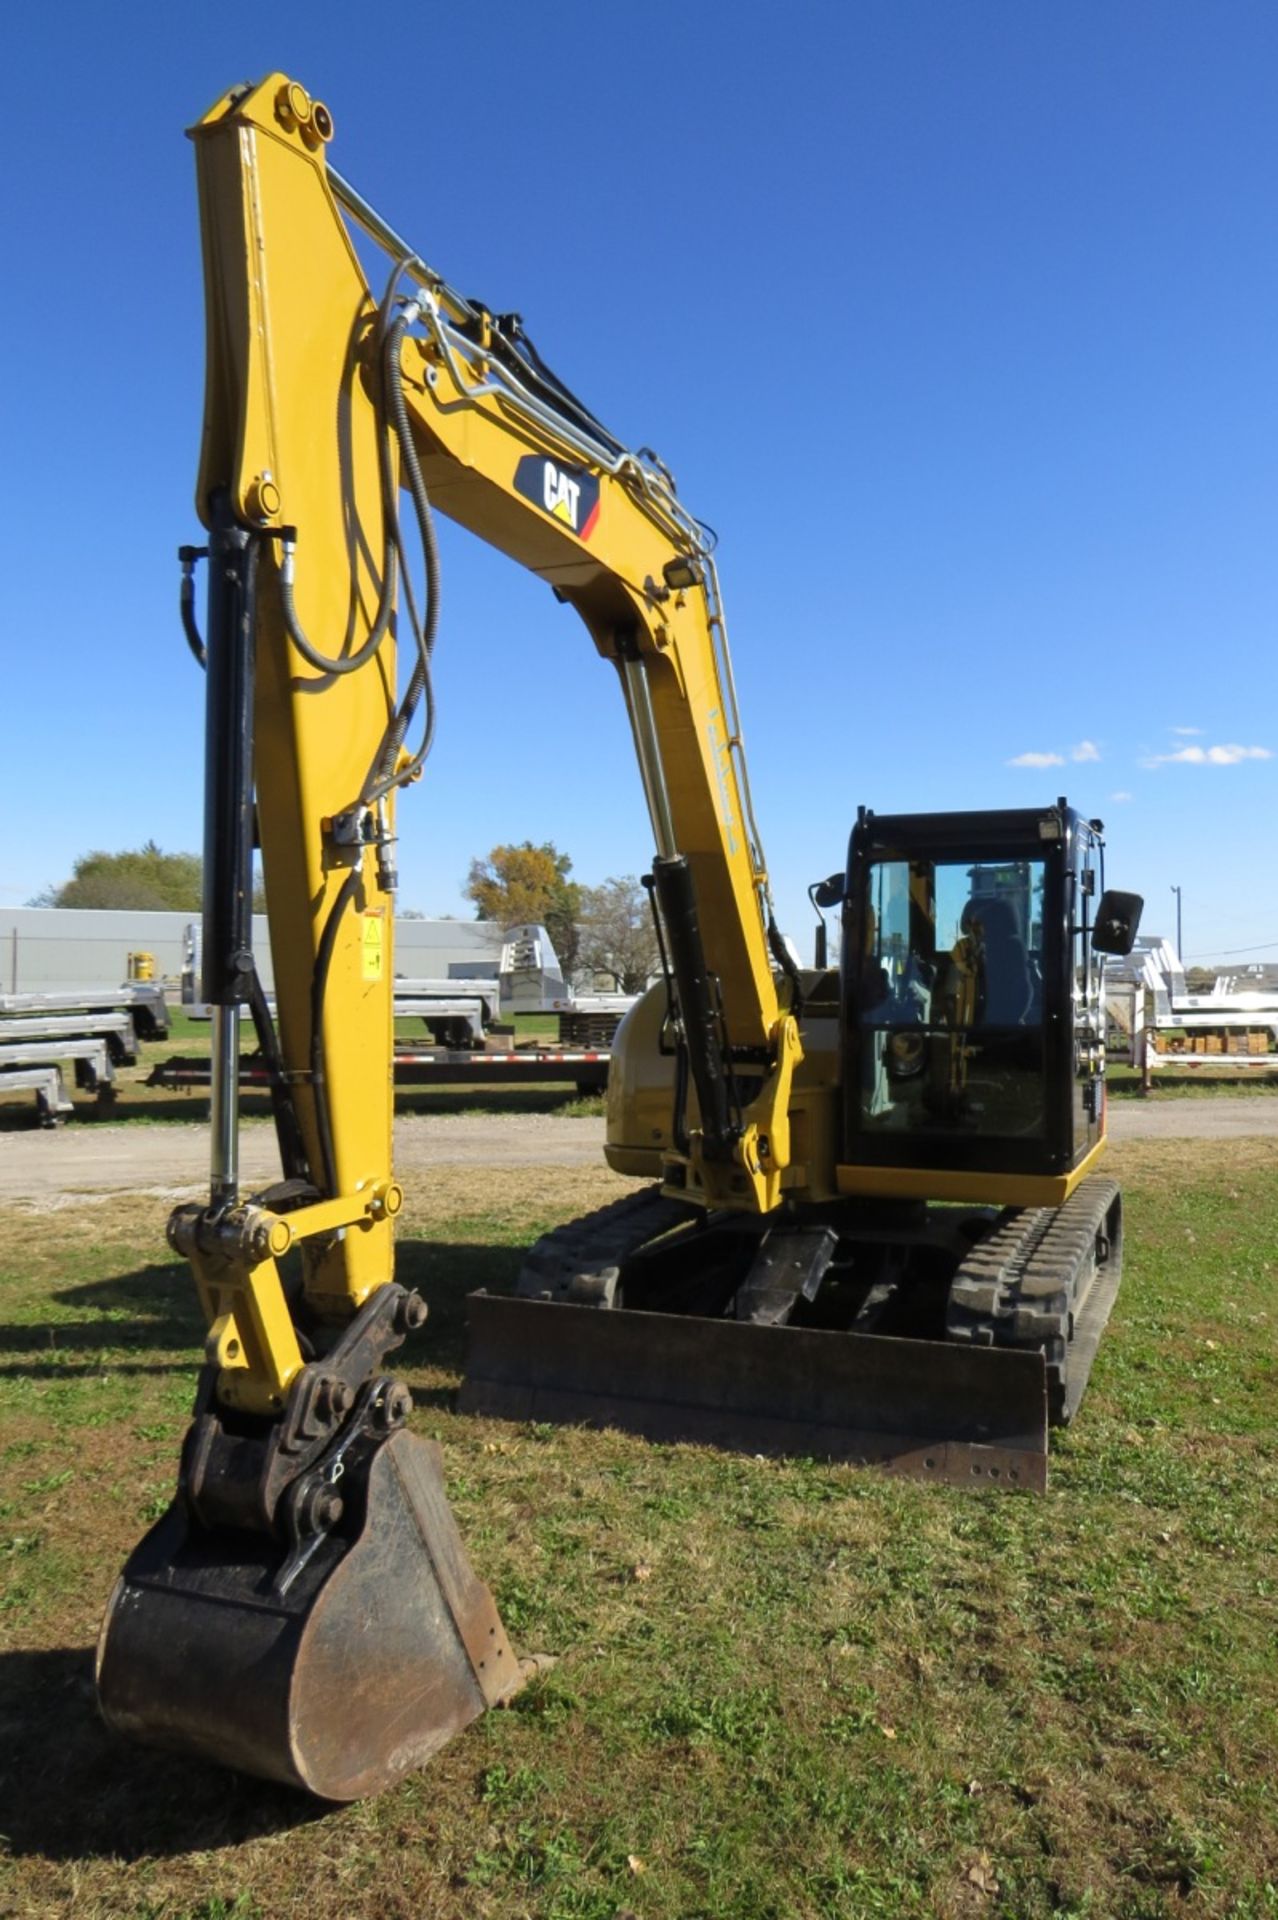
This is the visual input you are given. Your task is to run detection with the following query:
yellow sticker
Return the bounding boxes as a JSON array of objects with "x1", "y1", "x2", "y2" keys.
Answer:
[{"x1": 361, "y1": 910, "x2": 384, "y2": 982}]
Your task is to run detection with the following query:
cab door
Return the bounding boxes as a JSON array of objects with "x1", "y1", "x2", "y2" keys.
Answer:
[{"x1": 1070, "y1": 834, "x2": 1105, "y2": 1161}]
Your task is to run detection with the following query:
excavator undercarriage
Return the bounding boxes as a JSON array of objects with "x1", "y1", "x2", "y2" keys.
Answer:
[{"x1": 463, "y1": 1173, "x2": 1125, "y2": 1493}]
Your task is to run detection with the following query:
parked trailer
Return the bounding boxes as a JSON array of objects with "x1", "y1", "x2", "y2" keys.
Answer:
[
  {"x1": 149, "y1": 1047, "x2": 610, "y2": 1095},
  {"x1": 0, "y1": 1064, "x2": 73, "y2": 1126},
  {"x1": 393, "y1": 987, "x2": 501, "y2": 1049},
  {"x1": 0, "y1": 983, "x2": 168, "y2": 1044},
  {"x1": 0, "y1": 1012, "x2": 140, "y2": 1066},
  {"x1": 1105, "y1": 940, "x2": 1278, "y2": 1087},
  {"x1": 0, "y1": 988, "x2": 157, "y2": 1124},
  {"x1": 0, "y1": 1037, "x2": 117, "y2": 1122},
  {"x1": 499, "y1": 923, "x2": 637, "y2": 1046}
]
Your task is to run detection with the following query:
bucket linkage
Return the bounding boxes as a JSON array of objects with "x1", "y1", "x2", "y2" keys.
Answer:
[{"x1": 98, "y1": 1281, "x2": 530, "y2": 1801}]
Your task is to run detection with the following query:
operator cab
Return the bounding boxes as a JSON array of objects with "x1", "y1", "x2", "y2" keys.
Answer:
[{"x1": 834, "y1": 801, "x2": 1141, "y2": 1202}]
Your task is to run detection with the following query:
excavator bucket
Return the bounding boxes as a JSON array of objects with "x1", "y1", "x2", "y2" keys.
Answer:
[
  {"x1": 97, "y1": 1429, "x2": 526, "y2": 1801},
  {"x1": 462, "y1": 1295, "x2": 1050, "y2": 1491}
]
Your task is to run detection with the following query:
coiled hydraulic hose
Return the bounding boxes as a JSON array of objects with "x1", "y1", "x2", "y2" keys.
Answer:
[
  {"x1": 358, "y1": 295, "x2": 440, "y2": 806},
  {"x1": 275, "y1": 355, "x2": 399, "y2": 677},
  {"x1": 277, "y1": 535, "x2": 397, "y2": 678},
  {"x1": 305, "y1": 259, "x2": 443, "y2": 1195},
  {"x1": 274, "y1": 253, "x2": 431, "y2": 680}
]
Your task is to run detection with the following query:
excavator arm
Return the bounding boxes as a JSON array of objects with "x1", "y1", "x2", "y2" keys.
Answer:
[
  {"x1": 97, "y1": 71, "x2": 800, "y2": 1800},
  {"x1": 195, "y1": 71, "x2": 800, "y2": 1254}
]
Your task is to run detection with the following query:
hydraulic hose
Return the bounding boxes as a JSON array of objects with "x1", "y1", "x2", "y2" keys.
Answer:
[
  {"x1": 768, "y1": 915, "x2": 804, "y2": 1017},
  {"x1": 246, "y1": 962, "x2": 310, "y2": 1186},
  {"x1": 358, "y1": 305, "x2": 440, "y2": 806},
  {"x1": 277, "y1": 533, "x2": 396, "y2": 678},
  {"x1": 304, "y1": 264, "x2": 443, "y2": 1187},
  {"x1": 274, "y1": 255, "x2": 414, "y2": 679},
  {"x1": 179, "y1": 546, "x2": 208, "y2": 667},
  {"x1": 358, "y1": 296, "x2": 440, "y2": 807},
  {"x1": 309, "y1": 866, "x2": 361, "y2": 1198}
]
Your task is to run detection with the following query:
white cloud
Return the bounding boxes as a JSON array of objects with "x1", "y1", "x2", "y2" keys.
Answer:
[
  {"x1": 1071, "y1": 740, "x2": 1101, "y2": 763},
  {"x1": 1170, "y1": 726, "x2": 1203, "y2": 736},
  {"x1": 1152, "y1": 743, "x2": 1273, "y2": 767},
  {"x1": 1110, "y1": 790, "x2": 1133, "y2": 802},
  {"x1": 1007, "y1": 750, "x2": 1065, "y2": 768}
]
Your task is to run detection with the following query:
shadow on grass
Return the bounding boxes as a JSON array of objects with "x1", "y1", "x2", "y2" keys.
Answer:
[
  {"x1": 395, "y1": 1085, "x2": 603, "y2": 1117},
  {"x1": 0, "y1": 1263, "x2": 203, "y2": 1370},
  {"x1": 68, "y1": 1093, "x2": 272, "y2": 1126},
  {"x1": 395, "y1": 1237, "x2": 526, "y2": 1379},
  {"x1": 0, "y1": 1082, "x2": 601, "y2": 1129},
  {"x1": 0, "y1": 1247, "x2": 534, "y2": 1863},
  {"x1": 2, "y1": 1242, "x2": 526, "y2": 1386},
  {"x1": 0, "y1": 1647, "x2": 324, "y2": 1861}
]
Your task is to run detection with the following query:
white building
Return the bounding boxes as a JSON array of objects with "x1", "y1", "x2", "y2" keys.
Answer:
[{"x1": 0, "y1": 909, "x2": 501, "y2": 994}]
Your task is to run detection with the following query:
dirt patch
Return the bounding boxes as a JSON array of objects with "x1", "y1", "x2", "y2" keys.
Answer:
[
  {"x1": 0, "y1": 1112, "x2": 609, "y2": 1211},
  {"x1": 1107, "y1": 1097, "x2": 1278, "y2": 1142}
]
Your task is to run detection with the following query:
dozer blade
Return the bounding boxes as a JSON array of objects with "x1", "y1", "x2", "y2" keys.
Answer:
[
  {"x1": 96, "y1": 1430, "x2": 525, "y2": 1801},
  {"x1": 462, "y1": 1294, "x2": 1050, "y2": 1491}
]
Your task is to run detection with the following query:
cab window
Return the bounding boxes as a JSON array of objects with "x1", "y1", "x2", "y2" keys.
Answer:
[{"x1": 855, "y1": 857, "x2": 1046, "y2": 1138}]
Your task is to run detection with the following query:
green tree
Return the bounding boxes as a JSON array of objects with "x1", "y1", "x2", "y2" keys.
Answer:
[
  {"x1": 466, "y1": 841, "x2": 582, "y2": 975},
  {"x1": 31, "y1": 842, "x2": 266, "y2": 912},
  {"x1": 576, "y1": 875, "x2": 660, "y2": 993}
]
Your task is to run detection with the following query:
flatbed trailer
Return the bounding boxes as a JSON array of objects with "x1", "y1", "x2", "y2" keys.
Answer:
[
  {"x1": 149, "y1": 1046, "x2": 610, "y2": 1094},
  {"x1": 0, "y1": 983, "x2": 168, "y2": 1042},
  {"x1": 0, "y1": 1037, "x2": 117, "y2": 1121}
]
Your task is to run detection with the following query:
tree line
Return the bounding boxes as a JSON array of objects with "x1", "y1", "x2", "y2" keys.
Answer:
[{"x1": 33, "y1": 840, "x2": 659, "y2": 992}]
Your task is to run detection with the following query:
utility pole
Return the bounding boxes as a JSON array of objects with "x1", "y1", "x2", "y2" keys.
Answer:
[{"x1": 1171, "y1": 884, "x2": 1183, "y2": 959}]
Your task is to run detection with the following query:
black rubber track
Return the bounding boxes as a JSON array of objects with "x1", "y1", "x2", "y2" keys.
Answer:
[
  {"x1": 946, "y1": 1175, "x2": 1123, "y2": 1425},
  {"x1": 514, "y1": 1175, "x2": 1124, "y2": 1430},
  {"x1": 515, "y1": 1185, "x2": 695, "y2": 1307}
]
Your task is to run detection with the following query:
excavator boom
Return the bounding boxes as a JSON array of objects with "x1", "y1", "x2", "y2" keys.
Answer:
[{"x1": 98, "y1": 72, "x2": 805, "y2": 1798}]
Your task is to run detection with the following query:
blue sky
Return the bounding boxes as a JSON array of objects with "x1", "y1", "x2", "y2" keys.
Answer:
[{"x1": 3, "y1": 3, "x2": 1275, "y2": 963}]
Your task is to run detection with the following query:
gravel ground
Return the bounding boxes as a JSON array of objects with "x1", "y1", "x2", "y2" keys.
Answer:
[
  {"x1": 0, "y1": 1100, "x2": 1273, "y2": 1208},
  {"x1": 0, "y1": 1113, "x2": 604, "y2": 1210},
  {"x1": 1107, "y1": 1098, "x2": 1278, "y2": 1142}
]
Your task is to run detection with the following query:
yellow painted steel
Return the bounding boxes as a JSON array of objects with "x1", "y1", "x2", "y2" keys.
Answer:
[
  {"x1": 605, "y1": 976, "x2": 844, "y2": 1204},
  {"x1": 191, "y1": 77, "x2": 398, "y2": 1330},
  {"x1": 186, "y1": 1239, "x2": 305, "y2": 1417},
  {"x1": 834, "y1": 1136, "x2": 1108, "y2": 1209},
  {"x1": 183, "y1": 72, "x2": 805, "y2": 1414}
]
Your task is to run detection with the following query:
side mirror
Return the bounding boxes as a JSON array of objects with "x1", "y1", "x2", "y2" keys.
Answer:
[
  {"x1": 1092, "y1": 889, "x2": 1143, "y2": 956},
  {"x1": 812, "y1": 872, "x2": 844, "y2": 910}
]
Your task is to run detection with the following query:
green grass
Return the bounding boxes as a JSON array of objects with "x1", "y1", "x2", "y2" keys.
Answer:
[
  {"x1": 1, "y1": 1141, "x2": 1277, "y2": 1916},
  {"x1": 1108, "y1": 1064, "x2": 1278, "y2": 1099}
]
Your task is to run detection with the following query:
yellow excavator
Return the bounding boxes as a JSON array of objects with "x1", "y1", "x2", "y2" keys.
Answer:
[{"x1": 96, "y1": 75, "x2": 1141, "y2": 1801}]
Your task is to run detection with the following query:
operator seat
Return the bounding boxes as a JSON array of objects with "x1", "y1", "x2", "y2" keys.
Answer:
[{"x1": 969, "y1": 897, "x2": 1034, "y2": 1026}]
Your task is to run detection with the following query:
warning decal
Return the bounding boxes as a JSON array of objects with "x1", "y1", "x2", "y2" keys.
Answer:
[{"x1": 362, "y1": 910, "x2": 385, "y2": 982}]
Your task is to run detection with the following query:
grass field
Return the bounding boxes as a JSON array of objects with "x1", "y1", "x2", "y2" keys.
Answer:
[
  {"x1": 2, "y1": 1141, "x2": 1276, "y2": 1918},
  {"x1": 1107, "y1": 1067, "x2": 1278, "y2": 1100}
]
